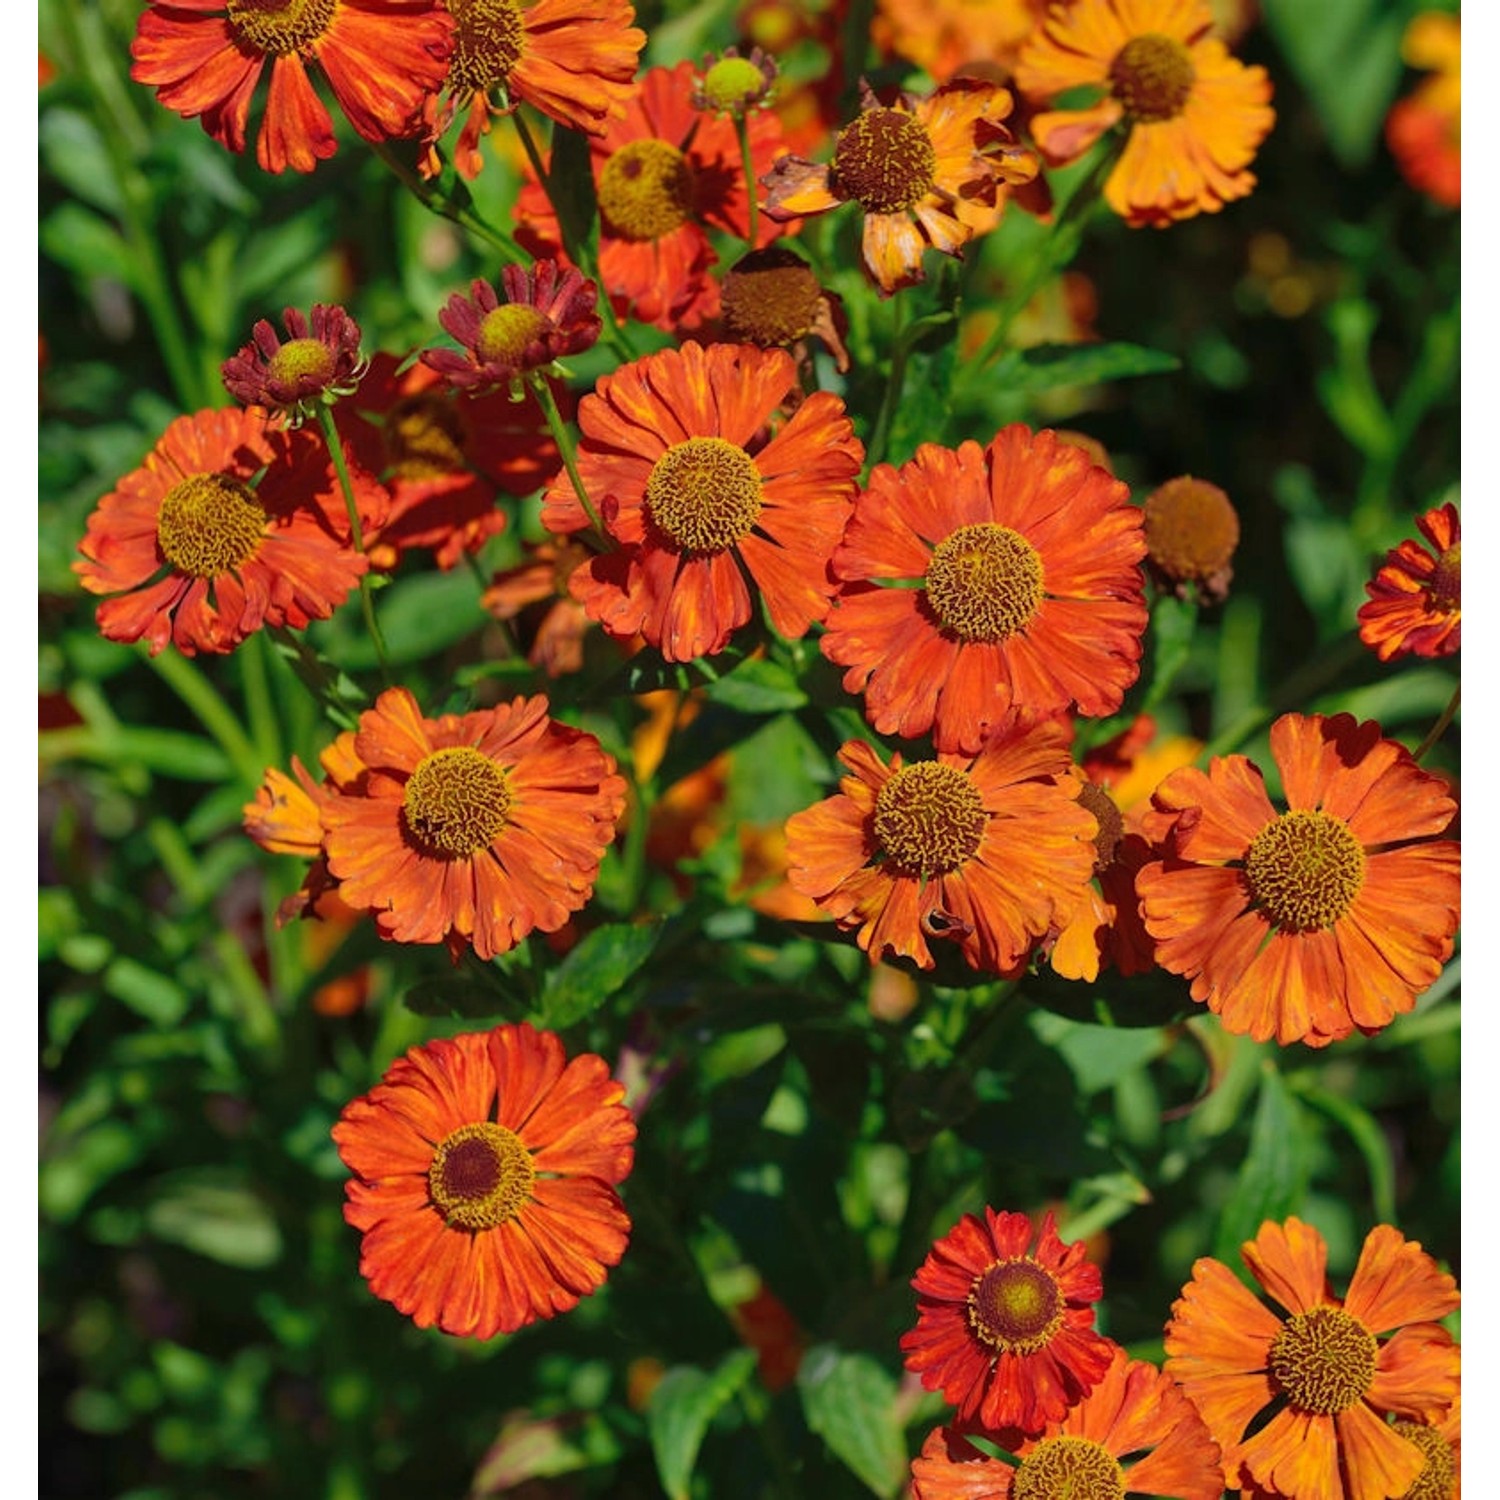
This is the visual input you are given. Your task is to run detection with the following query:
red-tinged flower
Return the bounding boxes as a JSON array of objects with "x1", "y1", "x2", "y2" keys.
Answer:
[
  {"x1": 1136, "y1": 712, "x2": 1461, "y2": 1047},
  {"x1": 912, "y1": 1346, "x2": 1224, "y2": 1500},
  {"x1": 1142, "y1": 475, "x2": 1240, "y2": 604},
  {"x1": 481, "y1": 539, "x2": 596, "y2": 677},
  {"x1": 821, "y1": 428, "x2": 1148, "y2": 755},
  {"x1": 422, "y1": 0, "x2": 644, "y2": 179},
  {"x1": 545, "y1": 342, "x2": 863, "y2": 662},
  {"x1": 763, "y1": 79, "x2": 1037, "y2": 296},
  {"x1": 901, "y1": 1207, "x2": 1116, "y2": 1434},
  {"x1": 1386, "y1": 13, "x2": 1460, "y2": 208},
  {"x1": 422, "y1": 263, "x2": 601, "y2": 391},
  {"x1": 1165, "y1": 1217, "x2": 1460, "y2": 1500},
  {"x1": 130, "y1": 0, "x2": 452, "y2": 175},
  {"x1": 729, "y1": 1283, "x2": 806, "y2": 1392},
  {"x1": 222, "y1": 304, "x2": 365, "y2": 420},
  {"x1": 320, "y1": 687, "x2": 626, "y2": 960},
  {"x1": 1014, "y1": 0, "x2": 1275, "y2": 228},
  {"x1": 1358, "y1": 503, "x2": 1460, "y2": 662},
  {"x1": 784, "y1": 721, "x2": 1098, "y2": 976},
  {"x1": 75, "y1": 407, "x2": 387, "y2": 657},
  {"x1": 332, "y1": 1022, "x2": 636, "y2": 1338},
  {"x1": 516, "y1": 62, "x2": 792, "y2": 331}
]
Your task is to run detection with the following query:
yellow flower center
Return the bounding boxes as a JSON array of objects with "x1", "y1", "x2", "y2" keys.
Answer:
[
  {"x1": 1109, "y1": 33, "x2": 1196, "y2": 122},
  {"x1": 925, "y1": 523, "x2": 1044, "y2": 642},
  {"x1": 384, "y1": 393, "x2": 468, "y2": 479},
  {"x1": 1243, "y1": 810, "x2": 1366, "y2": 932},
  {"x1": 447, "y1": 0, "x2": 526, "y2": 95},
  {"x1": 1429, "y1": 543, "x2": 1461, "y2": 614},
  {"x1": 267, "y1": 336, "x2": 336, "y2": 390},
  {"x1": 155, "y1": 473, "x2": 268, "y2": 578},
  {"x1": 1392, "y1": 1422, "x2": 1455, "y2": 1500},
  {"x1": 402, "y1": 746, "x2": 513, "y2": 859},
  {"x1": 476, "y1": 303, "x2": 551, "y2": 366},
  {"x1": 701, "y1": 56, "x2": 766, "y2": 112},
  {"x1": 1076, "y1": 781, "x2": 1124, "y2": 873},
  {"x1": 721, "y1": 248, "x2": 822, "y2": 346},
  {"x1": 427, "y1": 1121, "x2": 536, "y2": 1231},
  {"x1": 1143, "y1": 477, "x2": 1240, "y2": 582},
  {"x1": 225, "y1": 0, "x2": 337, "y2": 56},
  {"x1": 645, "y1": 437, "x2": 764, "y2": 553},
  {"x1": 1012, "y1": 1437, "x2": 1126, "y2": 1500},
  {"x1": 966, "y1": 1257, "x2": 1065, "y2": 1354},
  {"x1": 832, "y1": 107, "x2": 937, "y2": 213},
  {"x1": 597, "y1": 140, "x2": 695, "y2": 242},
  {"x1": 1268, "y1": 1306, "x2": 1377, "y2": 1414},
  {"x1": 873, "y1": 762, "x2": 985, "y2": 878}
]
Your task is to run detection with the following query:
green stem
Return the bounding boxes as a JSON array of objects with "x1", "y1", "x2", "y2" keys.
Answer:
[
  {"x1": 735, "y1": 113, "x2": 759, "y2": 248},
  {"x1": 369, "y1": 138, "x2": 526, "y2": 261},
  {"x1": 865, "y1": 296, "x2": 908, "y2": 471},
  {"x1": 144, "y1": 647, "x2": 265, "y2": 788},
  {"x1": 529, "y1": 372, "x2": 605, "y2": 537},
  {"x1": 1412, "y1": 683, "x2": 1459, "y2": 763},
  {"x1": 239, "y1": 629, "x2": 283, "y2": 769}
]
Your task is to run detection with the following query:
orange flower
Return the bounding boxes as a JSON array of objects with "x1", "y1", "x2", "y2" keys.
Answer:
[
  {"x1": 784, "y1": 720, "x2": 1098, "y2": 976},
  {"x1": 912, "y1": 1347, "x2": 1223, "y2": 1499},
  {"x1": 482, "y1": 539, "x2": 596, "y2": 676},
  {"x1": 900, "y1": 1207, "x2": 1116, "y2": 1434},
  {"x1": 74, "y1": 407, "x2": 385, "y2": 657},
  {"x1": 320, "y1": 687, "x2": 626, "y2": 960},
  {"x1": 763, "y1": 79, "x2": 1037, "y2": 296},
  {"x1": 130, "y1": 0, "x2": 452, "y2": 175},
  {"x1": 545, "y1": 342, "x2": 863, "y2": 662},
  {"x1": 1165, "y1": 1216, "x2": 1460, "y2": 1500},
  {"x1": 873, "y1": 0, "x2": 1048, "y2": 82},
  {"x1": 332, "y1": 1023, "x2": 635, "y2": 1338},
  {"x1": 422, "y1": 0, "x2": 644, "y2": 178},
  {"x1": 1386, "y1": 13, "x2": 1460, "y2": 208},
  {"x1": 1014, "y1": 0, "x2": 1274, "y2": 227},
  {"x1": 1136, "y1": 712, "x2": 1461, "y2": 1047},
  {"x1": 1358, "y1": 503, "x2": 1460, "y2": 662},
  {"x1": 821, "y1": 428, "x2": 1148, "y2": 755}
]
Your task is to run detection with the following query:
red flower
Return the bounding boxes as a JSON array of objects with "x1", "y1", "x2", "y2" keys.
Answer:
[
  {"x1": 1357, "y1": 502, "x2": 1460, "y2": 662},
  {"x1": 221, "y1": 304, "x2": 365, "y2": 418}
]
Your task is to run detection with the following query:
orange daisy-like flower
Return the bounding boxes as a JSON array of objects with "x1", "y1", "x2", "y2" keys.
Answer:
[
  {"x1": 1136, "y1": 712, "x2": 1461, "y2": 1047},
  {"x1": 75, "y1": 407, "x2": 386, "y2": 657},
  {"x1": 763, "y1": 79, "x2": 1038, "y2": 296},
  {"x1": 1014, "y1": 0, "x2": 1275, "y2": 228},
  {"x1": 130, "y1": 0, "x2": 452, "y2": 175},
  {"x1": 784, "y1": 720, "x2": 1098, "y2": 976},
  {"x1": 900, "y1": 1207, "x2": 1116, "y2": 1434},
  {"x1": 821, "y1": 428, "x2": 1148, "y2": 755},
  {"x1": 482, "y1": 539, "x2": 596, "y2": 677},
  {"x1": 320, "y1": 687, "x2": 626, "y2": 960},
  {"x1": 912, "y1": 1346, "x2": 1224, "y2": 1500},
  {"x1": 1386, "y1": 12, "x2": 1461, "y2": 208},
  {"x1": 1165, "y1": 1216, "x2": 1460, "y2": 1500},
  {"x1": 544, "y1": 341, "x2": 863, "y2": 663},
  {"x1": 332, "y1": 1022, "x2": 636, "y2": 1339},
  {"x1": 873, "y1": 0, "x2": 1049, "y2": 83},
  {"x1": 1357, "y1": 502, "x2": 1461, "y2": 663}
]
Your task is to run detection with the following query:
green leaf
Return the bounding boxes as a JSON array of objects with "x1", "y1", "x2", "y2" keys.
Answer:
[
  {"x1": 703, "y1": 657, "x2": 808, "y2": 714},
  {"x1": 402, "y1": 970, "x2": 531, "y2": 1019},
  {"x1": 1028, "y1": 1014, "x2": 1168, "y2": 1094},
  {"x1": 1296, "y1": 1086, "x2": 1397, "y2": 1224},
  {"x1": 548, "y1": 124, "x2": 601, "y2": 271},
  {"x1": 145, "y1": 1176, "x2": 283, "y2": 1269},
  {"x1": 646, "y1": 1349, "x2": 758, "y2": 1500},
  {"x1": 1215, "y1": 1059, "x2": 1311, "y2": 1262},
  {"x1": 992, "y1": 341, "x2": 1180, "y2": 393},
  {"x1": 329, "y1": 569, "x2": 484, "y2": 670},
  {"x1": 1141, "y1": 594, "x2": 1199, "y2": 713},
  {"x1": 104, "y1": 957, "x2": 191, "y2": 1027},
  {"x1": 797, "y1": 1346, "x2": 907, "y2": 1499},
  {"x1": 540, "y1": 920, "x2": 663, "y2": 1027},
  {"x1": 39, "y1": 201, "x2": 136, "y2": 288}
]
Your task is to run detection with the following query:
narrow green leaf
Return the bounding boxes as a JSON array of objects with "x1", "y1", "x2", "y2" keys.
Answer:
[
  {"x1": 797, "y1": 1346, "x2": 907, "y2": 1499},
  {"x1": 40, "y1": 202, "x2": 136, "y2": 288},
  {"x1": 646, "y1": 1348, "x2": 758, "y2": 1500},
  {"x1": 549, "y1": 124, "x2": 601, "y2": 270},
  {"x1": 703, "y1": 657, "x2": 808, "y2": 714},
  {"x1": 1214, "y1": 1060, "x2": 1310, "y2": 1262},
  {"x1": 145, "y1": 1176, "x2": 283, "y2": 1269},
  {"x1": 1296, "y1": 1086, "x2": 1397, "y2": 1224},
  {"x1": 104, "y1": 957, "x2": 191, "y2": 1027},
  {"x1": 992, "y1": 341, "x2": 1180, "y2": 393},
  {"x1": 541, "y1": 920, "x2": 663, "y2": 1027}
]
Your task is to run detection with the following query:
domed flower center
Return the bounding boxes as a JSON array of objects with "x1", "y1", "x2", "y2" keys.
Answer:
[
  {"x1": 645, "y1": 437, "x2": 763, "y2": 553},
  {"x1": 1076, "y1": 781, "x2": 1124, "y2": 873},
  {"x1": 832, "y1": 107, "x2": 937, "y2": 213},
  {"x1": 385, "y1": 393, "x2": 468, "y2": 479},
  {"x1": 925, "y1": 523, "x2": 1044, "y2": 642},
  {"x1": 1013, "y1": 1436, "x2": 1126, "y2": 1500},
  {"x1": 156, "y1": 473, "x2": 268, "y2": 578},
  {"x1": 1391, "y1": 1422, "x2": 1455, "y2": 1500},
  {"x1": 1110, "y1": 33, "x2": 1196, "y2": 121},
  {"x1": 1268, "y1": 1306, "x2": 1377, "y2": 1415},
  {"x1": 266, "y1": 337, "x2": 336, "y2": 393},
  {"x1": 1429, "y1": 543, "x2": 1461, "y2": 614},
  {"x1": 598, "y1": 141, "x2": 694, "y2": 242},
  {"x1": 476, "y1": 303, "x2": 551, "y2": 366},
  {"x1": 1144, "y1": 477, "x2": 1240, "y2": 581},
  {"x1": 874, "y1": 762, "x2": 985, "y2": 877},
  {"x1": 721, "y1": 248, "x2": 822, "y2": 346},
  {"x1": 1244, "y1": 810, "x2": 1366, "y2": 932},
  {"x1": 402, "y1": 746, "x2": 512, "y2": 858},
  {"x1": 427, "y1": 1121, "x2": 536, "y2": 1231},
  {"x1": 225, "y1": 0, "x2": 337, "y2": 56},
  {"x1": 447, "y1": 0, "x2": 526, "y2": 94},
  {"x1": 700, "y1": 55, "x2": 766, "y2": 112},
  {"x1": 966, "y1": 1257, "x2": 1065, "y2": 1354}
]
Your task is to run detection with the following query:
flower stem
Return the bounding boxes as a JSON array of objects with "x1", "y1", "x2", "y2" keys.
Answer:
[
  {"x1": 1412, "y1": 683, "x2": 1459, "y2": 763},
  {"x1": 529, "y1": 372, "x2": 606, "y2": 538},
  {"x1": 736, "y1": 113, "x2": 759, "y2": 248},
  {"x1": 369, "y1": 138, "x2": 526, "y2": 262},
  {"x1": 143, "y1": 646, "x2": 266, "y2": 790}
]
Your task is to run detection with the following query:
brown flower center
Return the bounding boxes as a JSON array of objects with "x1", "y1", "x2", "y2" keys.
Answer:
[
  {"x1": 427, "y1": 1121, "x2": 536, "y2": 1231},
  {"x1": 1268, "y1": 1306, "x2": 1377, "y2": 1415},
  {"x1": 1392, "y1": 1422, "x2": 1455, "y2": 1500},
  {"x1": 966, "y1": 1258, "x2": 1065, "y2": 1354},
  {"x1": 1076, "y1": 782, "x2": 1124, "y2": 873},
  {"x1": 267, "y1": 337, "x2": 336, "y2": 392},
  {"x1": 1429, "y1": 543, "x2": 1461, "y2": 614},
  {"x1": 384, "y1": 393, "x2": 468, "y2": 479},
  {"x1": 873, "y1": 762, "x2": 985, "y2": 877},
  {"x1": 1243, "y1": 810, "x2": 1366, "y2": 932},
  {"x1": 225, "y1": 0, "x2": 337, "y2": 56},
  {"x1": 598, "y1": 140, "x2": 694, "y2": 242},
  {"x1": 156, "y1": 473, "x2": 268, "y2": 578},
  {"x1": 700, "y1": 56, "x2": 766, "y2": 113},
  {"x1": 447, "y1": 0, "x2": 526, "y2": 95},
  {"x1": 1110, "y1": 33, "x2": 1196, "y2": 121},
  {"x1": 402, "y1": 746, "x2": 512, "y2": 858},
  {"x1": 832, "y1": 107, "x2": 937, "y2": 213},
  {"x1": 1143, "y1": 477, "x2": 1240, "y2": 581},
  {"x1": 721, "y1": 247, "x2": 822, "y2": 346},
  {"x1": 1012, "y1": 1437, "x2": 1126, "y2": 1500},
  {"x1": 476, "y1": 303, "x2": 551, "y2": 366},
  {"x1": 645, "y1": 437, "x2": 763, "y2": 553},
  {"x1": 925, "y1": 523, "x2": 1044, "y2": 641}
]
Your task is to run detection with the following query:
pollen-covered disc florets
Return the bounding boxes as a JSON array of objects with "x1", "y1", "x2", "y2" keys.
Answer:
[
  {"x1": 225, "y1": 0, "x2": 337, "y2": 56},
  {"x1": 155, "y1": 474, "x2": 269, "y2": 578},
  {"x1": 833, "y1": 106, "x2": 937, "y2": 212},
  {"x1": 221, "y1": 303, "x2": 365, "y2": 420},
  {"x1": 925, "y1": 522, "x2": 1044, "y2": 640},
  {"x1": 1110, "y1": 32, "x2": 1196, "y2": 120},
  {"x1": 1267, "y1": 1306, "x2": 1378, "y2": 1414},
  {"x1": 427, "y1": 1120, "x2": 535, "y2": 1230},
  {"x1": 402, "y1": 746, "x2": 513, "y2": 858},
  {"x1": 645, "y1": 438, "x2": 764, "y2": 553},
  {"x1": 1243, "y1": 810, "x2": 1366, "y2": 933},
  {"x1": 598, "y1": 139, "x2": 696, "y2": 241},
  {"x1": 873, "y1": 761, "x2": 986, "y2": 877},
  {"x1": 1013, "y1": 1436, "x2": 1126, "y2": 1500},
  {"x1": 721, "y1": 247, "x2": 822, "y2": 344},
  {"x1": 446, "y1": 0, "x2": 525, "y2": 95},
  {"x1": 693, "y1": 46, "x2": 776, "y2": 117},
  {"x1": 1143, "y1": 475, "x2": 1240, "y2": 603}
]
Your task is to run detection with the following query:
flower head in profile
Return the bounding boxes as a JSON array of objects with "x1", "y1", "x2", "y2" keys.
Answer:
[
  {"x1": 131, "y1": 0, "x2": 452, "y2": 174},
  {"x1": 320, "y1": 687, "x2": 626, "y2": 960},
  {"x1": 1165, "y1": 1216, "x2": 1460, "y2": 1500},
  {"x1": 1142, "y1": 475, "x2": 1240, "y2": 605},
  {"x1": 482, "y1": 539, "x2": 596, "y2": 677},
  {"x1": 763, "y1": 79, "x2": 1038, "y2": 296},
  {"x1": 1357, "y1": 502, "x2": 1460, "y2": 662},
  {"x1": 1014, "y1": 0, "x2": 1274, "y2": 227},
  {"x1": 333, "y1": 1022, "x2": 635, "y2": 1338},
  {"x1": 1386, "y1": 12, "x2": 1461, "y2": 208},
  {"x1": 692, "y1": 46, "x2": 777, "y2": 117},
  {"x1": 901, "y1": 1207, "x2": 1117, "y2": 1434},
  {"x1": 1136, "y1": 712, "x2": 1461, "y2": 1047},
  {"x1": 221, "y1": 304, "x2": 365, "y2": 422}
]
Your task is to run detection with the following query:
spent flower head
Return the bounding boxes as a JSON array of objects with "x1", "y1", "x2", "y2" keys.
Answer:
[{"x1": 221, "y1": 304, "x2": 366, "y2": 423}]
